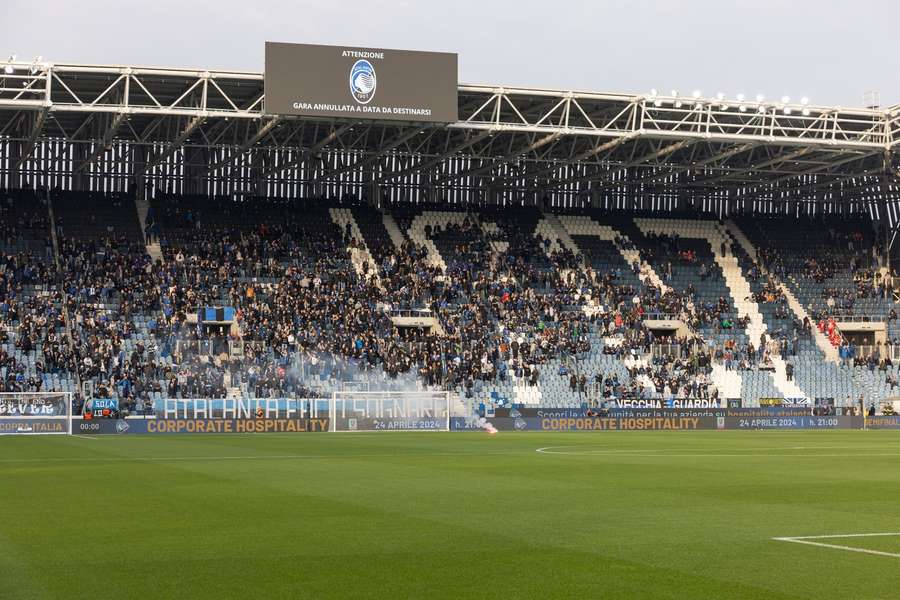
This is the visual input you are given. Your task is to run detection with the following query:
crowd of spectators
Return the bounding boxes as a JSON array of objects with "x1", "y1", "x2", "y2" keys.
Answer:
[
  {"x1": 0, "y1": 252, "x2": 75, "y2": 393},
  {"x1": 6, "y1": 191, "x2": 900, "y2": 411}
]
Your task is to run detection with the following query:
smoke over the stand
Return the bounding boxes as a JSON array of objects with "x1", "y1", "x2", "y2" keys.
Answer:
[{"x1": 286, "y1": 349, "x2": 437, "y2": 396}]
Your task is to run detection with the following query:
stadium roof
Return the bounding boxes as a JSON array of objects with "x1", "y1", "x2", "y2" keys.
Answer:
[{"x1": 2, "y1": 61, "x2": 900, "y2": 214}]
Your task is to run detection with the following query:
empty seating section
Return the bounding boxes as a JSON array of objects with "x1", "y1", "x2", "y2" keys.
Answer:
[
  {"x1": 351, "y1": 206, "x2": 398, "y2": 262},
  {"x1": 2, "y1": 191, "x2": 898, "y2": 410},
  {"x1": 738, "y1": 216, "x2": 891, "y2": 320},
  {"x1": 569, "y1": 239, "x2": 638, "y2": 285},
  {"x1": 620, "y1": 218, "x2": 739, "y2": 324},
  {"x1": 728, "y1": 241, "x2": 813, "y2": 402},
  {"x1": 0, "y1": 190, "x2": 51, "y2": 255},
  {"x1": 54, "y1": 191, "x2": 144, "y2": 242},
  {"x1": 153, "y1": 195, "x2": 349, "y2": 273},
  {"x1": 486, "y1": 207, "x2": 553, "y2": 271},
  {"x1": 430, "y1": 217, "x2": 490, "y2": 270},
  {"x1": 737, "y1": 215, "x2": 900, "y2": 402}
]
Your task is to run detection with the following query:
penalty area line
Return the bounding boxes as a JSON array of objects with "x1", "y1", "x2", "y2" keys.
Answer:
[
  {"x1": 535, "y1": 446, "x2": 900, "y2": 458},
  {"x1": 772, "y1": 533, "x2": 900, "y2": 558},
  {"x1": 781, "y1": 532, "x2": 900, "y2": 540},
  {"x1": 536, "y1": 446, "x2": 663, "y2": 455},
  {"x1": 0, "y1": 448, "x2": 529, "y2": 464}
]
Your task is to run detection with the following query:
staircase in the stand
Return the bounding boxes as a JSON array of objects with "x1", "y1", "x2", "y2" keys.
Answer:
[
  {"x1": 46, "y1": 193, "x2": 83, "y2": 396},
  {"x1": 623, "y1": 354, "x2": 657, "y2": 395},
  {"x1": 542, "y1": 213, "x2": 581, "y2": 254},
  {"x1": 724, "y1": 220, "x2": 839, "y2": 363},
  {"x1": 769, "y1": 355, "x2": 806, "y2": 398},
  {"x1": 330, "y1": 208, "x2": 379, "y2": 283},
  {"x1": 406, "y1": 212, "x2": 471, "y2": 271},
  {"x1": 634, "y1": 218, "x2": 805, "y2": 400},
  {"x1": 146, "y1": 242, "x2": 163, "y2": 264},
  {"x1": 725, "y1": 221, "x2": 758, "y2": 263},
  {"x1": 533, "y1": 213, "x2": 578, "y2": 282},
  {"x1": 382, "y1": 213, "x2": 406, "y2": 250},
  {"x1": 711, "y1": 363, "x2": 743, "y2": 399},
  {"x1": 534, "y1": 217, "x2": 564, "y2": 255},
  {"x1": 478, "y1": 218, "x2": 509, "y2": 253},
  {"x1": 557, "y1": 215, "x2": 669, "y2": 292},
  {"x1": 135, "y1": 197, "x2": 163, "y2": 263},
  {"x1": 512, "y1": 380, "x2": 543, "y2": 406},
  {"x1": 134, "y1": 197, "x2": 150, "y2": 231}
]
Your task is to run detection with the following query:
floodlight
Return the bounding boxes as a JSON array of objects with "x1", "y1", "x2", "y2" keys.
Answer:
[
  {"x1": 781, "y1": 95, "x2": 790, "y2": 104},
  {"x1": 692, "y1": 90, "x2": 701, "y2": 98}
]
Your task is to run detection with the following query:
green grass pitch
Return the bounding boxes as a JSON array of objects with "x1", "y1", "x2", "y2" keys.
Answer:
[{"x1": 2, "y1": 430, "x2": 900, "y2": 599}]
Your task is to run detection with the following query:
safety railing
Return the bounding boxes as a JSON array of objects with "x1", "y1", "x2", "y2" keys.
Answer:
[{"x1": 651, "y1": 344, "x2": 682, "y2": 359}]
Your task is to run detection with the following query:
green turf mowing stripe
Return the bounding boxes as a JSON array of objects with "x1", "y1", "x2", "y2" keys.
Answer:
[{"x1": 2, "y1": 431, "x2": 900, "y2": 599}]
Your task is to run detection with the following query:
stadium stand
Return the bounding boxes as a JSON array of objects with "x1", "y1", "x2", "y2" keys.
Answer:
[
  {"x1": 2, "y1": 188, "x2": 899, "y2": 411},
  {"x1": 0, "y1": 190, "x2": 78, "y2": 398}
]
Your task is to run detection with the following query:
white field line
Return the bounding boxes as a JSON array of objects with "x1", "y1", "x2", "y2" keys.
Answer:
[
  {"x1": 537, "y1": 452, "x2": 900, "y2": 458},
  {"x1": 773, "y1": 533, "x2": 900, "y2": 558},
  {"x1": 535, "y1": 445, "x2": 900, "y2": 457},
  {"x1": 0, "y1": 449, "x2": 528, "y2": 464}
]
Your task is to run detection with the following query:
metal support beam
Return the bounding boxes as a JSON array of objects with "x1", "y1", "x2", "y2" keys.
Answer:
[
  {"x1": 260, "y1": 121, "x2": 357, "y2": 180},
  {"x1": 75, "y1": 112, "x2": 127, "y2": 172},
  {"x1": 142, "y1": 115, "x2": 206, "y2": 175},
  {"x1": 550, "y1": 139, "x2": 693, "y2": 191},
  {"x1": 311, "y1": 126, "x2": 424, "y2": 184},
  {"x1": 688, "y1": 147, "x2": 813, "y2": 189},
  {"x1": 13, "y1": 108, "x2": 48, "y2": 170},
  {"x1": 502, "y1": 134, "x2": 636, "y2": 185},
  {"x1": 1, "y1": 61, "x2": 899, "y2": 202},
  {"x1": 433, "y1": 131, "x2": 561, "y2": 186},
  {"x1": 205, "y1": 116, "x2": 281, "y2": 175},
  {"x1": 754, "y1": 161, "x2": 885, "y2": 200},
  {"x1": 376, "y1": 129, "x2": 494, "y2": 184},
  {"x1": 632, "y1": 143, "x2": 757, "y2": 186}
]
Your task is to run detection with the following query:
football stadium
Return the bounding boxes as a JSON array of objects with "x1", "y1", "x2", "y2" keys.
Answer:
[{"x1": 3, "y1": 5, "x2": 900, "y2": 599}]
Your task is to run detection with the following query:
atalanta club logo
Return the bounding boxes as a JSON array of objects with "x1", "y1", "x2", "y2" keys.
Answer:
[{"x1": 349, "y1": 59, "x2": 376, "y2": 104}]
